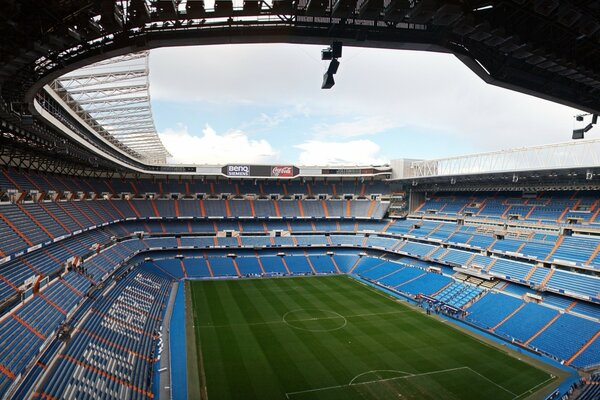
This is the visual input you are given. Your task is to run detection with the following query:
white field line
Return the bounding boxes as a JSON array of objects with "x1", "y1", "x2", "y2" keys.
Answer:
[
  {"x1": 348, "y1": 369, "x2": 412, "y2": 385},
  {"x1": 286, "y1": 366, "x2": 525, "y2": 399},
  {"x1": 466, "y1": 367, "x2": 517, "y2": 397},
  {"x1": 197, "y1": 310, "x2": 411, "y2": 329},
  {"x1": 512, "y1": 375, "x2": 555, "y2": 400},
  {"x1": 285, "y1": 366, "x2": 470, "y2": 398}
]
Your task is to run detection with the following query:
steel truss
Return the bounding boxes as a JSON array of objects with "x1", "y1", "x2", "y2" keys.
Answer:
[
  {"x1": 50, "y1": 51, "x2": 171, "y2": 165},
  {"x1": 0, "y1": 138, "x2": 115, "y2": 178},
  {"x1": 410, "y1": 139, "x2": 600, "y2": 178}
]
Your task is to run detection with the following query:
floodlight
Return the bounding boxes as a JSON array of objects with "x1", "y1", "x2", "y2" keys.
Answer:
[
  {"x1": 320, "y1": 42, "x2": 343, "y2": 89},
  {"x1": 572, "y1": 128, "x2": 585, "y2": 140},
  {"x1": 322, "y1": 73, "x2": 335, "y2": 89}
]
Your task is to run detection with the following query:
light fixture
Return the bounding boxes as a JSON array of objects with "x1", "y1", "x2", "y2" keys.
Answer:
[
  {"x1": 573, "y1": 113, "x2": 598, "y2": 139},
  {"x1": 321, "y1": 42, "x2": 343, "y2": 89}
]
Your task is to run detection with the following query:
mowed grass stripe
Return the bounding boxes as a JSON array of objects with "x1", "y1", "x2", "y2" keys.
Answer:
[
  {"x1": 191, "y1": 275, "x2": 554, "y2": 400},
  {"x1": 272, "y1": 278, "x2": 373, "y2": 390},
  {"x1": 229, "y1": 278, "x2": 321, "y2": 398},
  {"x1": 249, "y1": 277, "x2": 354, "y2": 391},
  {"x1": 196, "y1": 280, "x2": 254, "y2": 399},
  {"x1": 237, "y1": 278, "x2": 337, "y2": 395},
  {"x1": 296, "y1": 277, "x2": 433, "y2": 374}
]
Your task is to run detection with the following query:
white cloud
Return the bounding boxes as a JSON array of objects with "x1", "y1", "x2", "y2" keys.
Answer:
[
  {"x1": 159, "y1": 125, "x2": 278, "y2": 164},
  {"x1": 295, "y1": 139, "x2": 387, "y2": 165},
  {"x1": 241, "y1": 107, "x2": 299, "y2": 130},
  {"x1": 312, "y1": 116, "x2": 399, "y2": 138},
  {"x1": 150, "y1": 44, "x2": 582, "y2": 162}
]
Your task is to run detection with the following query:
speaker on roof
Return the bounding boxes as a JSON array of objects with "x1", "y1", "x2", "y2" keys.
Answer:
[
  {"x1": 100, "y1": 0, "x2": 123, "y2": 31},
  {"x1": 243, "y1": 0, "x2": 260, "y2": 14},
  {"x1": 129, "y1": 0, "x2": 150, "y2": 24},
  {"x1": 214, "y1": 0, "x2": 233, "y2": 15},
  {"x1": 186, "y1": 0, "x2": 206, "y2": 18},
  {"x1": 272, "y1": 0, "x2": 293, "y2": 14},
  {"x1": 331, "y1": 42, "x2": 343, "y2": 58},
  {"x1": 156, "y1": 0, "x2": 178, "y2": 18}
]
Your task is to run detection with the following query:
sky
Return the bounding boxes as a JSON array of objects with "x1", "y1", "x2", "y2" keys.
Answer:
[{"x1": 149, "y1": 43, "x2": 583, "y2": 166}]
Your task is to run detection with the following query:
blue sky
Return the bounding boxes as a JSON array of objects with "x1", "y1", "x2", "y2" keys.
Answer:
[{"x1": 149, "y1": 43, "x2": 580, "y2": 166}]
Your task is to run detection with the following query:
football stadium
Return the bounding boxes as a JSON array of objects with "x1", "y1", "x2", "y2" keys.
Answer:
[{"x1": 0, "y1": 1, "x2": 600, "y2": 399}]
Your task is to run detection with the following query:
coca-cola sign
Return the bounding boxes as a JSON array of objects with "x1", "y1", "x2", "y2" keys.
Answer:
[{"x1": 271, "y1": 166, "x2": 294, "y2": 177}]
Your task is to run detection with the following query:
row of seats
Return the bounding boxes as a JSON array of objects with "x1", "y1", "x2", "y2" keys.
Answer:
[
  {"x1": 465, "y1": 292, "x2": 600, "y2": 368},
  {"x1": 385, "y1": 219, "x2": 600, "y2": 301},
  {"x1": 356, "y1": 258, "x2": 482, "y2": 308},
  {"x1": 0, "y1": 267, "x2": 96, "y2": 397},
  {"x1": 576, "y1": 373, "x2": 600, "y2": 400},
  {"x1": 36, "y1": 268, "x2": 172, "y2": 400},
  {"x1": 0, "y1": 168, "x2": 389, "y2": 196},
  {"x1": 389, "y1": 219, "x2": 567, "y2": 262},
  {"x1": 3, "y1": 209, "x2": 598, "y2": 309},
  {"x1": 153, "y1": 227, "x2": 600, "y2": 303},
  {"x1": 433, "y1": 282, "x2": 482, "y2": 308},
  {"x1": 141, "y1": 250, "x2": 354, "y2": 279},
  {"x1": 4, "y1": 213, "x2": 597, "y2": 317},
  {"x1": 0, "y1": 200, "x2": 389, "y2": 256},
  {"x1": 414, "y1": 191, "x2": 600, "y2": 225},
  {"x1": 0, "y1": 222, "x2": 392, "y2": 306}
]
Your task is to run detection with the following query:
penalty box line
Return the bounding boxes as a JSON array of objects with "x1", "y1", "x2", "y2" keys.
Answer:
[{"x1": 285, "y1": 366, "x2": 518, "y2": 399}]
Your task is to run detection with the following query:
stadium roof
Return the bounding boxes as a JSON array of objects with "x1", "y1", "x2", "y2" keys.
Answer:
[
  {"x1": 2, "y1": 1, "x2": 600, "y2": 174},
  {"x1": 50, "y1": 51, "x2": 171, "y2": 164},
  {"x1": 7, "y1": 0, "x2": 600, "y2": 114},
  {"x1": 409, "y1": 138, "x2": 600, "y2": 178}
]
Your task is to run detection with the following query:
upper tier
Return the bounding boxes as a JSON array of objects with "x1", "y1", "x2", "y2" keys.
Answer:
[
  {"x1": 414, "y1": 191, "x2": 600, "y2": 227},
  {"x1": 0, "y1": 199, "x2": 389, "y2": 259},
  {"x1": 0, "y1": 168, "x2": 390, "y2": 197}
]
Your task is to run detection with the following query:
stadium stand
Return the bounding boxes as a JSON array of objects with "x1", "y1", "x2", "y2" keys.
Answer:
[
  {"x1": 36, "y1": 267, "x2": 171, "y2": 399},
  {"x1": 4, "y1": 2, "x2": 600, "y2": 397},
  {"x1": 0, "y1": 168, "x2": 389, "y2": 197},
  {"x1": 1, "y1": 167, "x2": 600, "y2": 399},
  {"x1": 576, "y1": 373, "x2": 600, "y2": 400}
]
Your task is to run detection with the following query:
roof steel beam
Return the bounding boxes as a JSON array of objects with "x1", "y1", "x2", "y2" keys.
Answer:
[{"x1": 50, "y1": 51, "x2": 170, "y2": 163}]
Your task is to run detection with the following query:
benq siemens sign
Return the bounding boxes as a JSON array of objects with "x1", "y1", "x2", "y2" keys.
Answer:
[
  {"x1": 222, "y1": 165, "x2": 299, "y2": 177},
  {"x1": 225, "y1": 165, "x2": 251, "y2": 176}
]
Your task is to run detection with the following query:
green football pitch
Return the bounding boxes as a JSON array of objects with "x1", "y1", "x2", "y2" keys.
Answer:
[{"x1": 188, "y1": 275, "x2": 559, "y2": 400}]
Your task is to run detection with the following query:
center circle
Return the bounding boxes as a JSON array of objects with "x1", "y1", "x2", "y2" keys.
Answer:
[{"x1": 282, "y1": 308, "x2": 347, "y2": 332}]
